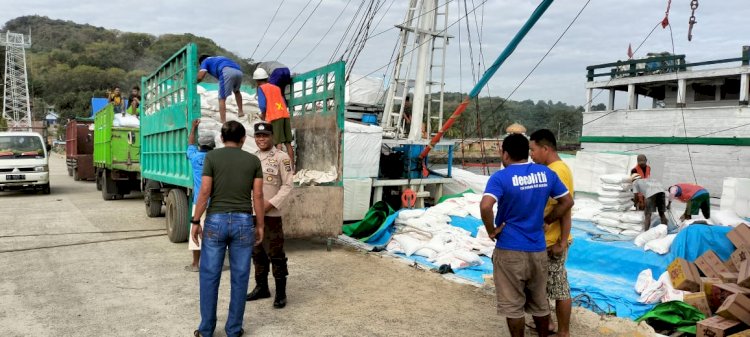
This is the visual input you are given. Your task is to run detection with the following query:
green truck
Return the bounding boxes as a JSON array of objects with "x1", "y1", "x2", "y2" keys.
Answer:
[
  {"x1": 139, "y1": 43, "x2": 202, "y2": 242},
  {"x1": 141, "y1": 42, "x2": 345, "y2": 243},
  {"x1": 93, "y1": 104, "x2": 141, "y2": 200}
]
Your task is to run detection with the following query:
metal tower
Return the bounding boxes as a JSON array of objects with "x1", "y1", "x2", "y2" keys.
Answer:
[
  {"x1": 381, "y1": 0, "x2": 450, "y2": 140},
  {"x1": 1, "y1": 31, "x2": 33, "y2": 131}
]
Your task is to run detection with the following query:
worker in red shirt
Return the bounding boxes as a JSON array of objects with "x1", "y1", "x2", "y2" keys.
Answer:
[{"x1": 668, "y1": 183, "x2": 710, "y2": 221}]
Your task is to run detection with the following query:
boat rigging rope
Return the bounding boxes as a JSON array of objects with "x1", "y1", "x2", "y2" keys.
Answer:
[{"x1": 260, "y1": 0, "x2": 313, "y2": 61}]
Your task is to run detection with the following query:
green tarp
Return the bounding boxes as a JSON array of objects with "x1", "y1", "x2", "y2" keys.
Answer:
[
  {"x1": 635, "y1": 301, "x2": 705, "y2": 335},
  {"x1": 342, "y1": 201, "x2": 394, "y2": 241}
]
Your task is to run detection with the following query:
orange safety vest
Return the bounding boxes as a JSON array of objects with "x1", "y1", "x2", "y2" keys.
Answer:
[
  {"x1": 674, "y1": 183, "x2": 705, "y2": 202},
  {"x1": 260, "y1": 83, "x2": 290, "y2": 122},
  {"x1": 634, "y1": 165, "x2": 651, "y2": 179}
]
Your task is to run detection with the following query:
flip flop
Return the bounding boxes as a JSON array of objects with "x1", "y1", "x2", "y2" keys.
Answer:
[{"x1": 184, "y1": 265, "x2": 199, "y2": 272}]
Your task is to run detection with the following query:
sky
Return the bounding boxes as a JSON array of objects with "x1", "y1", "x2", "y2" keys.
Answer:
[{"x1": 1, "y1": 0, "x2": 749, "y2": 106}]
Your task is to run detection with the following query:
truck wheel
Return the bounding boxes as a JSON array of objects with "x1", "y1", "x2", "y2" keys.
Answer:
[
  {"x1": 95, "y1": 170, "x2": 102, "y2": 191},
  {"x1": 165, "y1": 189, "x2": 189, "y2": 243},
  {"x1": 101, "y1": 170, "x2": 117, "y2": 200},
  {"x1": 67, "y1": 167, "x2": 73, "y2": 176},
  {"x1": 144, "y1": 181, "x2": 163, "y2": 218},
  {"x1": 73, "y1": 169, "x2": 80, "y2": 181}
]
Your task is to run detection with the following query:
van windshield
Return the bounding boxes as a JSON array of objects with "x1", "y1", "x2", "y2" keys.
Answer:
[{"x1": 0, "y1": 136, "x2": 45, "y2": 159}]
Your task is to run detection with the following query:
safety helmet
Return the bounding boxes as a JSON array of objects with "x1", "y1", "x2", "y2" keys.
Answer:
[{"x1": 253, "y1": 68, "x2": 269, "y2": 80}]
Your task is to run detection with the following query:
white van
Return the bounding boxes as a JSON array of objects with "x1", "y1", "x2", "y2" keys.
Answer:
[{"x1": 0, "y1": 132, "x2": 50, "y2": 194}]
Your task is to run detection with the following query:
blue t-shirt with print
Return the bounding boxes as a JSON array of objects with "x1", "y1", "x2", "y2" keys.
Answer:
[
  {"x1": 199, "y1": 56, "x2": 241, "y2": 79},
  {"x1": 187, "y1": 145, "x2": 208, "y2": 204},
  {"x1": 484, "y1": 162, "x2": 570, "y2": 252}
]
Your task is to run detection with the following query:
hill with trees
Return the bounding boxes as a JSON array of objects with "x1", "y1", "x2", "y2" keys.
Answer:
[{"x1": 0, "y1": 15, "x2": 254, "y2": 120}]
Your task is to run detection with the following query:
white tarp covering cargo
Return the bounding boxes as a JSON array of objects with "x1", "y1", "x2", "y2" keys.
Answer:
[
  {"x1": 721, "y1": 177, "x2": 750, "y2": 218},
  {"x1": 344, "y1": 178, "x2": 373, "y2": 221},
  {"x1": 343, "y1": 121, "x2": 382, "y2": 178},
  {"x1": 345, "y1": 74, "x2": 384, "y2": 106}
]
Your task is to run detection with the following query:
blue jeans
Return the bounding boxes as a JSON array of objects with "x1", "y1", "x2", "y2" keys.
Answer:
[{"x1": 198, "y1": 212, "x2": 255, "y2": 337}]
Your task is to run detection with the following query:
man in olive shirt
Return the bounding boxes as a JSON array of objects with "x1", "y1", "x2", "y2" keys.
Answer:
[{"x1": 191, "y1": 121, "x2": 265, "y2": 337}]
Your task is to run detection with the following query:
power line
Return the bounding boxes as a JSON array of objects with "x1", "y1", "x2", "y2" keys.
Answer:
[
  {"x1": 260, "y1": 0, "x2": 313, "y2": 61},
  {"x1": 292, "y1": 0, "x2": 353, "y2": 69},
  {"x1": 276, "y1": 0, "x2": 324, "y2": 60},
  {"x1": 357, "y1": 0, "x2": 456, "y2": 46},
  {"x1": 249, "y1": 0, "x2": 287, "y2": 60}
]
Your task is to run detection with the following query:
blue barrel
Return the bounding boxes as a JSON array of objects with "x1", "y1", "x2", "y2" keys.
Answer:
[{"x1": 362, "y1": 114, "x2": 378, "y2": 125}]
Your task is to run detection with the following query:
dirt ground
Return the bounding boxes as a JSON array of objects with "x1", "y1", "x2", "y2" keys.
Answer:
[{"x1": 0, "y1": 154, "x2": 654, "y2": 336}]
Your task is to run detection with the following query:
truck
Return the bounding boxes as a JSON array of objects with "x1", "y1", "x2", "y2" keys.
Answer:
[
  {"x1": 65, "y1": 118, "x2": 95, "y2": 181},
  {"x1": 0, "y1": 131, "x2": 50, "y2": 194},
  {"x1": 139, "y1": 43, "x2": 202, "y2": 242},
  {"x1": 93, "y1": 104, "x2": 141, "y2": 200},
  {"x1": 141, "y1": 43, "x2": 344, "y2": 243}
]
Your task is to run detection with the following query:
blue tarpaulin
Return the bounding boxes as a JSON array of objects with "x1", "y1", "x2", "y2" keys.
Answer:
[{"x1": 361, "y1": 213, "x2": 737, "y2": 320}]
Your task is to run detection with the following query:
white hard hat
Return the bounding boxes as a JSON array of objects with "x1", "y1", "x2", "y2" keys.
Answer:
[{"x1": 253, "y1": 68, "x2": 269, "y2": 80}]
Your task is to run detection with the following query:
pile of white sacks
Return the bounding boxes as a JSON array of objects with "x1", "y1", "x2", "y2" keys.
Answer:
[
  {"x1": 196, "y1": 86, "x2": 262, "y2": 154},
  {"x1": 635, "y1": 268, "x2": 686, "y2": 304},
  {"x1": 385, "y1": 193, "x2": 496, "y2": 270}
]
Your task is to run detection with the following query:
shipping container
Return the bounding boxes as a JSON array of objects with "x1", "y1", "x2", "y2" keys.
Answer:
[
  {"x1": 93, "y1": 104, "x2": 141, "y2": 200},
  {"x1": 65, "y1": 118, "x2": 95, "y2": 181}
]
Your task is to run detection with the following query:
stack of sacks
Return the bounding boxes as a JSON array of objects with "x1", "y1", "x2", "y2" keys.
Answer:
[
  {"x1": 113, "y1": 114, "x2": 140, "y2": 128},
  {"x1": 571, "y1": 198, "x2": 603, "y2": 222},
  {"x1": 385, "y1": 193, "x2": 496, "y2": 269},
  {"x1": 598, "y1": 174, "x2": 634, "y2": 211},
  {"x1": 633, "y1": 224, "x2": 676, "y2": 254},
  {"x1": 196, "y1": 85, "x2": 262, "y2": 154},
  {"x1": 594, "y1": 211, "x2": 645, "y2": 237},
  {"x1": 720, "y1": 178, "x2": 750, "y2": 218}
]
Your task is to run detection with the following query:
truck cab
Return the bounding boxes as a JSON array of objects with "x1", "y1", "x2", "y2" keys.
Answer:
[{"x1": 0, "y1": 132, "x2": 50, "y2": 194}]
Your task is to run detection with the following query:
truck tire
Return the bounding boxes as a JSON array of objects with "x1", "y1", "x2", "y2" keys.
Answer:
[
  {"x1": 165, "y1": 189, "x2": 189, "y2": 243},
  {"x1": 95, "y1": 170, "x2": 102, "y2": 191},
  {"x1": 144, "y1": 180, "x2": 163, "y2": 218},
  {"x1": 73, "y1": 168, "x2": 80, "y2": 181},
  {"x1": 101, "y1": 169, "x2": 117, "y2": 200},
  {"x1": 67, "y1": 167, "x2": 73, "y2": 176}
]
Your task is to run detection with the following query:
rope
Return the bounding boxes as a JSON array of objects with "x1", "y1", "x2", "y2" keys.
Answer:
[
  {"x1": 329, "y1": 0, "x2": 367, "y2": 63},
  {"x1": 667, "y1": 23, "x2": 698, "y2": 184},
  {"x1": 572, "y1": 293, "x2": 616, "y2": 317}
]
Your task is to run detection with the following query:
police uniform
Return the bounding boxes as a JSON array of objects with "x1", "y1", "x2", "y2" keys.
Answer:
[{"x1": 247, "y1": 122, "x2": 294, "y2": 308}]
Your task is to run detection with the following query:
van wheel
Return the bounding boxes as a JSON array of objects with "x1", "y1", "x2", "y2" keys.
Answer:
[{"x1": 41, "y1": 184, "x2": 50, "y2": 195}]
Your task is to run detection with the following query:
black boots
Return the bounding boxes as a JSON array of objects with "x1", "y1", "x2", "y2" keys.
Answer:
[
  {"x1": 246, "y1": 277, "x2": 271, "y2": 301},
  {"x1": 273, "y1": 277, "x2": 287, "y2": 309}
]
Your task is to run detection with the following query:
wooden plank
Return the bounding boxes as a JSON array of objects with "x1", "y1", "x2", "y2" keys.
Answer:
[{"x1": 282, "y1": 186, "x2": 343, "y2": 239}]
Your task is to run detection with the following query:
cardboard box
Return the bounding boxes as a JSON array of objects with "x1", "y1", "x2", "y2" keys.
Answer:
[
  {"x1": 669, "y1": 258, "x2": 702, "y2": 292},
  {"x1": 684, "y1": 291, "x2": 713, "y2": 317},
  {"x1": 732, "y1": 247, "x2": 750, "y2": 271},
  {"x1": 710, "y1": 283, "x2": 750, "y2": 311},
  {"x1": 723, "y1": 272, "x2": 741, "y2": 284},
  {"x1": 728, "y1": 329, "x2": 750, "y2": 337},
  {"x1": 718, "y1": 293, "x2": 750, "y2": 325},
  {"x1": 728, "y1": 259, "x2": 741, "y2": 273},
  {"x1": 697, "y1": 250, "x2": 732, "y2": 278},
  {"x1": 729, "y1": 224, "x2": 750, "y2": 248},
  {"x1": 698, "y1": 316, "x2": 743, "y2": 337},
  {"x1": 703, "y1": 277, "x2": 725, "y2": 298},
  {"x1": 740, "y1": 259, "x2": 750, "y2": 288}
]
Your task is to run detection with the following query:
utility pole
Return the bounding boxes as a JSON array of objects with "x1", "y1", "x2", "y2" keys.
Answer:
[{"x1": 1, "y1": 31, "x2": 33, "y2": 131}]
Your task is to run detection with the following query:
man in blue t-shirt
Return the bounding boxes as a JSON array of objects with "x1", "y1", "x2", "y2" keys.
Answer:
[
  {"x1": 197, "y1": 55, "x2": 245, "y2": 123},
  {"x1": 480, "y1": 133, "x2": 574, "y2": 337},
  {"x1": 186, "y1": 119, "x2": 215, "y2": 272}
]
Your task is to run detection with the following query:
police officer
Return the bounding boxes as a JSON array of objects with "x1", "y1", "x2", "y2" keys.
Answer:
[{"x1": 246, "y1": 122, "x2": 293, "y2": 308}]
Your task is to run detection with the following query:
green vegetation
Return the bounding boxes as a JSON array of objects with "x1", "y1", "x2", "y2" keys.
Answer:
[
  {"x1": 437, "y1": 94, "x2": 603, "y2": 144},
  {"x1": 1, "y1": 16, "x2": 255, "y2": 120}
]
